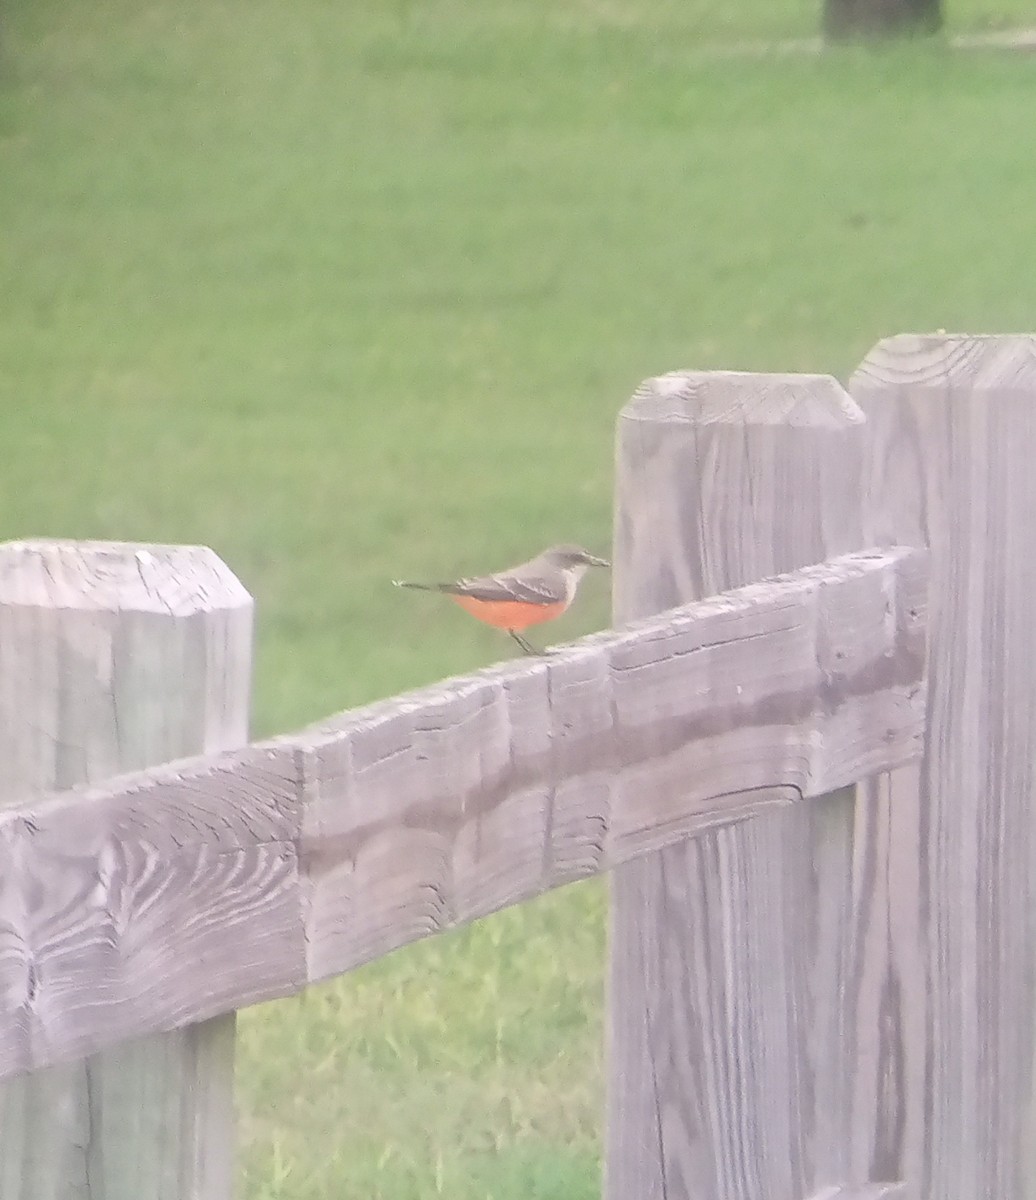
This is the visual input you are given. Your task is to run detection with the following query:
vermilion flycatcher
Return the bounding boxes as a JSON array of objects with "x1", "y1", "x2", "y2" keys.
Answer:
[{"x1": 394, "y1": 543, "x2": 610, "y2": 654}]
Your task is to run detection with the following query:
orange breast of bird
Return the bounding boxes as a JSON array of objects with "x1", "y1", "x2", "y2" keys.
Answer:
[{"x1": 450, "y1": 595, "x2": 567, "y2": 631}]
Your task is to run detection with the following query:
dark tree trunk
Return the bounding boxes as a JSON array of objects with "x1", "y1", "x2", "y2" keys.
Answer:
[{"x1": 823, "y1": 0, "x2": 942, "y2": 40}]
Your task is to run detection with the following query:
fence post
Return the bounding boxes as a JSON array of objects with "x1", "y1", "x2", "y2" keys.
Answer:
[
  {"x1": 0, "y1": 541, "x2": 253, "y2": 1199},
  {"x1": 608, "y1": 373, "x2": 868, "y2": 1198},
  {"x1": 850, "y1": 335, "x2": 1036, "y2": 1200}
]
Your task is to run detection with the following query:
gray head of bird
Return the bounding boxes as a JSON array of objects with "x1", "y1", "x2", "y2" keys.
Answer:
[{"x1": 541, "y1": 544, "x2": 611, "y2": 575}]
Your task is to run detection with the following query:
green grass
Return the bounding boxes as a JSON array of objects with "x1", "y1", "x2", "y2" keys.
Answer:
[{"x1": 3, "y1": 0, "x2": 1036, "y2": 1196}]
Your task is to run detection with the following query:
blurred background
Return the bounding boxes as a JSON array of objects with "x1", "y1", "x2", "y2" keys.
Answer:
[{"x1": 2, "y1": 1, "x2": 1035, "y2": 1196}]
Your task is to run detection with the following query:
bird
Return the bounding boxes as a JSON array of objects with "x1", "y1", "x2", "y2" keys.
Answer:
[{"x1": 393, "y1": 543, "x2": 610, "y2": 655}]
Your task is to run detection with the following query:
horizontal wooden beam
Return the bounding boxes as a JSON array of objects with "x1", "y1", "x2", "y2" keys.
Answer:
[{"x1": 0, "y1": 548, "x2": 926, "y2": 1081}]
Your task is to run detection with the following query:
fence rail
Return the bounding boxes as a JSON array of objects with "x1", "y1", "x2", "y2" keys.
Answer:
[
  {"x1": 0, "y1": 546, "x2": 924, "y2": 1083},
  {"x1": 1, "y1": 332, "x2": 1034, "y2": 1200}
]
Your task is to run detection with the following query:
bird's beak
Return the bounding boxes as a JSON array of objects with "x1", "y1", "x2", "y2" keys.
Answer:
[{"x1": 584, "y1": 553, "x2": 610, "y2": 568}]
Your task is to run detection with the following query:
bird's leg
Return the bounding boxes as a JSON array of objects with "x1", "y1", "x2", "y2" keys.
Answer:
[{"x1": 509, "y1": 630, "x2": 543, "y2": 655}]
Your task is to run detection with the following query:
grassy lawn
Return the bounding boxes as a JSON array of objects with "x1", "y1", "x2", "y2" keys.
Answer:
[{"x1": 3, "y1": 1, "x2": 1036, "y2": 1196}]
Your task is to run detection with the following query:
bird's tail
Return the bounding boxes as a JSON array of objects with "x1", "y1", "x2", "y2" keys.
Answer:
[{"x1": 393, "y1": 579, "x2": 449, "y2": 592}]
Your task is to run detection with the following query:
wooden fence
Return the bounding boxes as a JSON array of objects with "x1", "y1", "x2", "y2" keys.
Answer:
[{"x1": 0, "y1": 331, "x2": 1031, "y2": 1200}]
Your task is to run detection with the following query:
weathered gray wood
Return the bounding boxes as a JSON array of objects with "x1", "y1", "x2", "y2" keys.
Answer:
[
  {"x1": 299, "y1": 549, "x2": 924, "y2": 981},
  {"x1": 850, "y1": 334, "x2": 1036, "y2": 1200},
  {"x1": 808, "y1": 1187, "x2": 909, "y2": 1200},
  {"x1": 0, "y1": 541, "x2": 254, "y2": 1200},
  {"x1": 0, "y1": 743, "x2": 305, "y2": 1081},
  {"x1": 607, "y1": 371, "x2": 884, "y2": 1200},
  {"x1": 0, "y1": 549, "x2": 926, "y2": 1082}
]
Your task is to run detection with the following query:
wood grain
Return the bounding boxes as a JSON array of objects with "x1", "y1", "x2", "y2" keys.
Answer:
[
  {"x1": 607, "y1": 370, "x2": 883, "y2": 1200},
  {"x1": 0, "y1": 548, "x2": 926, "y2": 1083},
  {"x1": 808, "y1": 1187, "x2": 909, "y2": 1200},
  {"x1": 0, "y1": 541, "x2": 254, "y2": 1200},
  {"x1": 299, "y1": 548, "x2": 925, "y2": 982},
  {"x1": 850, "y1": 334, "x2": 1036, "y2": 1200},
  {"x1": 0, "y1": 743, "x2": 305, "y2": 1080}
]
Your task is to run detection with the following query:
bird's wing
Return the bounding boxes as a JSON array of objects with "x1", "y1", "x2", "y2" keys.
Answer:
[{"x1": 442, "y1": 569, "x2": 567, "y2": 606}]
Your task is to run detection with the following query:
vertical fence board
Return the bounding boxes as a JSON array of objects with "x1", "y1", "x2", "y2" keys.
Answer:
[
  {"x1": 851, "y1": 334, "x2": 1036, "y2": 1200},
  {"x1": 0, "y1": 541, "x2": 252, "y2": 1200},
  {"x1": 608, "y1": 372, "x2": 867, "y2": 1199}
]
